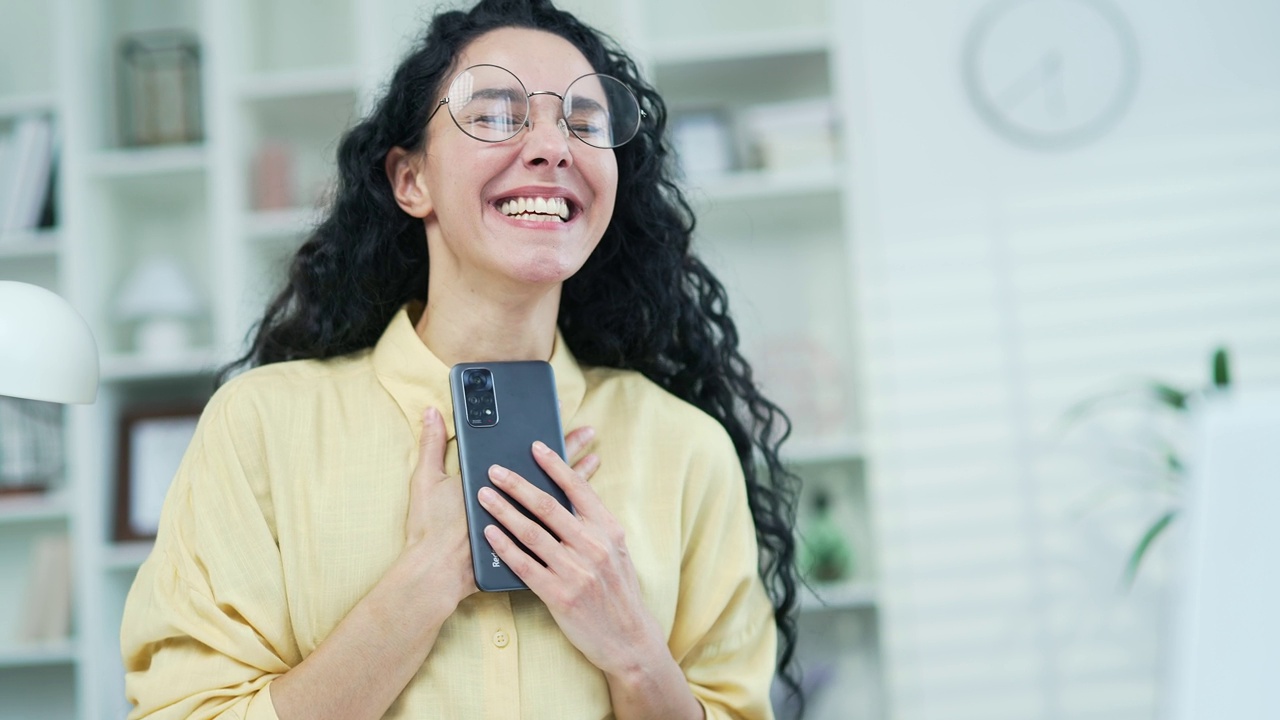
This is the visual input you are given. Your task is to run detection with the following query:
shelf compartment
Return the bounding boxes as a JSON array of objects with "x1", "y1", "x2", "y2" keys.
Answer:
[
  {"x1": 244, "y1": 0, "x2": 356, "y2": 75},
  {"x1": 655, "y1": 50, "x2": 831, "y2": 111},
  {"x1": 0, "y1": 1, "x2": 54, "y2": 99},
  {"x1": 241, "y1": 90, "x2": 356, "y2": 213}
]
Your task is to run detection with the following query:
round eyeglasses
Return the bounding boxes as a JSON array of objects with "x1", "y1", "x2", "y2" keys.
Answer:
[{"x1": 427, "y1": 64, "x2": 644, "y2": 149}]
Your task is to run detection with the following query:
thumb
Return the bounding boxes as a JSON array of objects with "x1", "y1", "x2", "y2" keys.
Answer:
[{"x1": 415, "y1": 407, "x2": 449, "y2": 482}]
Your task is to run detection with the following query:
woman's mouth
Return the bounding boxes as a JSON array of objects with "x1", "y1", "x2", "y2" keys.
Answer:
[{"x1": 496, "y1": 196, "x2": 573, "y2": 223}]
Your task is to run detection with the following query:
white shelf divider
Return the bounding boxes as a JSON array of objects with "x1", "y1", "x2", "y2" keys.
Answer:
[
  {"x1": 0, "y1": 639, "x2": 78, "y2": 669},
  {"x1": 245, "y1": 207, "x2": 319, "y2": 241},
  {"x1": 783, "y1": 433, "x2": 864, "y2": 465},
  {"x1": 85, "y1": 145, "x2": 208, "y2": 179},
  {"x1": 0, "y1": 491, "x2": 71, "y2": 526},
  {"x1": 99, "y1": 348, "x2": 223, "y2": 382},
  {"x1": 0, "y1": 228, "x2": 59, "y2": 258},
  {"x1": 799, "y1": 580, "x2": 877, "y2": 613},
  {"x1": 238, "y1": 66, "x2": 360, "y2": 100},
  {"x1": 0, "y1": 92, "x2": 58, "y2": 119},
  {"x1": 684, "y1": 164, "x2": 842, "y2": 204},
  {"x1": 650, "y1": 26, "x2": 830, "y2": 66},
  {"x1": 102, "y1": 541, "x2": 154, "y2": 573}
]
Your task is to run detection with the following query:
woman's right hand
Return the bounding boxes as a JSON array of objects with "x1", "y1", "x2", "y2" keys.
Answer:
[
  {"x1": 402, "y1": 407, "x2": 599, "y2": 610},
  {"x1": 403, "y1": 407, "x2": 476, "y2": 608}
]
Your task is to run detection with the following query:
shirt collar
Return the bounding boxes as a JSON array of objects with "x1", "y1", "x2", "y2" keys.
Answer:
[{"x1": 372, "y1": 303, "x2": 587, "y2": 442}]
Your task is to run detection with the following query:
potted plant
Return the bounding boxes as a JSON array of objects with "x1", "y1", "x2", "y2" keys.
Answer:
[{"x1": 1061, "y1": 346, "x2": 1231, "y2": 587}]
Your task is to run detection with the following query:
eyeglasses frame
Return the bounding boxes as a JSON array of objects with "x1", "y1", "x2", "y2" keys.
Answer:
[{"x1": 425, "y1": 63, "x2": 646, "y2": 149}]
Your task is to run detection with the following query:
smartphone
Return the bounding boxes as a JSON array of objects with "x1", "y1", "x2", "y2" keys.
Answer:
[{"x1": 449, "y1": 361, "x2": 572, "y2": 592}]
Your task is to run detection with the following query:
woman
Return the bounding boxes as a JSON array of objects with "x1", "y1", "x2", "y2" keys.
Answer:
[{"x1": 121, "y1": 0, "x2": 801, "y2": 718}]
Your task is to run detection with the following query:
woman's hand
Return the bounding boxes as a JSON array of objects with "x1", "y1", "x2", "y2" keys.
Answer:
[
  {"x1": 401, "y1": 407, "x2": 475, "y2": 609},
  {"x1": 403, "y1": 408, "x2": 601, "y2": 610},
  {"x1": 477, "y1": 437, "x2": 670, "y2": 679}
]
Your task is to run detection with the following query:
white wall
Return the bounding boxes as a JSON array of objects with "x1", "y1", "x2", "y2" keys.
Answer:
[{"x1": 841, "y1": 0, "x2": 1280, "y2": 718}]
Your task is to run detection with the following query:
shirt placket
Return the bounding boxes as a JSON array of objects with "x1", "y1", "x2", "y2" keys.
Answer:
[{"x1": 478, "y1": 592, "x2": 520, "y2": 720}]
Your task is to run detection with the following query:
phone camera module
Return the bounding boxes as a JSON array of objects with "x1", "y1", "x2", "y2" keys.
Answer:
[{"x1": 463, "y1": 368, "x2": 498, "y2": 428}]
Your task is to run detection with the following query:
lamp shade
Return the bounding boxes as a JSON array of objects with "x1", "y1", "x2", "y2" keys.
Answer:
[
  {"x1": 0, "y1": 282, "x2": 99, "y2": 404},
  {"x1": 115, "y1": 256, "x2": 202, "y2": 320}
]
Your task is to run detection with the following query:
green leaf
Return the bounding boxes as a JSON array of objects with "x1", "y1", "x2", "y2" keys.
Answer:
[
  {"x1": 1212, "y1": 346, "x2": 1231, "y2": 389},
  {"x1": 1149, "y1": 383, "x2": 1189, "y2": 411},
  {"x1": 1122, "y1": 510, "x2": 1178, "y2": 590}
]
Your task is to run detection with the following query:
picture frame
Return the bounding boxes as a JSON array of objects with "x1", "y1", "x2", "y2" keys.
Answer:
[{"x1": 114, "y1": 405, "x2": 204, "y2": 542}]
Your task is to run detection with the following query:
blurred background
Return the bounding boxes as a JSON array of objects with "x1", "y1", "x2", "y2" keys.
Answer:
[{"x1": 0, "y1": 0, "x2": 1276, "y2": 718}]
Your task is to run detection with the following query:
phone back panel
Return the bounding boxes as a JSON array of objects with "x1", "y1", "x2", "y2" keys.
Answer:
[{"x1": 449, "y1": 361, "x2": 570, "y2": 592}]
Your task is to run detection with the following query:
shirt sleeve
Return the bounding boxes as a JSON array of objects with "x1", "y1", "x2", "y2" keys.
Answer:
[
  {"x1": 670, "y1": 424, "x2": 779, "y2": 720},
  {"x1": 121, "y1": 384, "x2": 297, "y2": 720}
]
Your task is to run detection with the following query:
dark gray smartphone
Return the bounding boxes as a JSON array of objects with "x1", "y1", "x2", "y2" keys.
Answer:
[{"x1": 449, "y1": 361, "x2": 571, "y2": 592}]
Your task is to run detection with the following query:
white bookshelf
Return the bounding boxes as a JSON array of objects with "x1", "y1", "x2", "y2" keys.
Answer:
[{"x1": 0, "y1": 0, "x2": 882, "y2": 717}]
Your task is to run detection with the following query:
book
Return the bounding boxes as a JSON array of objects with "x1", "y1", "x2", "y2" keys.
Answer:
[
  {"x1": 16, "y1": 533, "x2": 73, "y2": 644},
  {"x1": 0, "y1": 115, "x2": 55, "y2": 234}
]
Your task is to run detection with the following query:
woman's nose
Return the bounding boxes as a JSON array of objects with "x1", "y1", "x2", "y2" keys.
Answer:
[{"x1": 521, "y1": 99, "x2": 573, "y2": 168}]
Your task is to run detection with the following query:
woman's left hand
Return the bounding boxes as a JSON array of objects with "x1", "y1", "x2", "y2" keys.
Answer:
[{"x1": 477, "y1": 437, "x2": 667, "y2": 679}]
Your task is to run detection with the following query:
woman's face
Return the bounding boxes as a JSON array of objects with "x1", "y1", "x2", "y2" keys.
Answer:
[{"x1": 409, "y1": 27, "x2": 619, "y2": 291}]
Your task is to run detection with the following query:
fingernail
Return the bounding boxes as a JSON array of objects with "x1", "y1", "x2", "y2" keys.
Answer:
[
  {"x1": 489, "y1": 465, "x2": 508, "y2": 481},
  {"x1": 424, "y1": 407, "x2": 439, "y2": 422},
  {"x1": 532, "y1": 440, "x2": 550, "y2": 454},
  {"x1": 582, "y1": 426, "x2": 596, "y2": 441},
  {"x1": 479, "y1": 487, "x2": 496, "y2": 503}
]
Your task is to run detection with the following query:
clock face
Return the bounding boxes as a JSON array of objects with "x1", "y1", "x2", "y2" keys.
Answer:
[{"x1": 963, "y1": 0, "x2": 1139, "y2": 150}]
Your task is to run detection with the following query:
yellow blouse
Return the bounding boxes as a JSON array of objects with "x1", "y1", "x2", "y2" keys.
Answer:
[{"x1": 121, "y1": 307, "x2": 777, "y2": 719}]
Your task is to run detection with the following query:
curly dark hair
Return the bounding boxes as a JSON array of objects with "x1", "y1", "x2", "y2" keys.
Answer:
[{"x1": 223, "y1": 0, "x2": 803, "y2": 708}]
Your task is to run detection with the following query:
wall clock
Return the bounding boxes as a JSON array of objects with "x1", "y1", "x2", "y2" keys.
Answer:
[{"x1": 962, "y1": 0, "x2": 1139, "y2": 150}]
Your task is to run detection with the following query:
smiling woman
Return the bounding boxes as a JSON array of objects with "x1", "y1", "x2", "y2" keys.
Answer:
[{"x1": 118, "y1": 1, "x2": 802, "y2": 719}]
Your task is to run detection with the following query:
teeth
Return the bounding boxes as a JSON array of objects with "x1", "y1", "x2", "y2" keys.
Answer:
[{"x1": 498, "y1": 196, "x2": 571, "y2": 222}]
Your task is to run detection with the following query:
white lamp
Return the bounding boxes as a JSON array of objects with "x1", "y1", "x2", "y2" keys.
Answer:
[
  {"x1": 0, "y1": 281, "x2": 99, "y2": 404},
  {"x1": 114, "y1": 255, "x2": 202, "y2": 357}
]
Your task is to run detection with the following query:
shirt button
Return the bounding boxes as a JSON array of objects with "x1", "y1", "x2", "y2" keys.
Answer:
[{"x1": 493, "y1": 630, "x2": 509, "y2": 648}]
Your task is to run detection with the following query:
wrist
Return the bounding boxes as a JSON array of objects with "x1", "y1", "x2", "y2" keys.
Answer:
[{"x1": 380, "y1": 544, "x2": 466, "y2": 634}]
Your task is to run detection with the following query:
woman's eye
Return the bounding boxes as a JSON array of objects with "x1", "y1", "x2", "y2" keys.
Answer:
[
  {"x1": 571, "y1": 122, "x2": 604, "y2": 137},
  {"x1": 476, "y1": 113, "x2": 521, "y2": 128}
]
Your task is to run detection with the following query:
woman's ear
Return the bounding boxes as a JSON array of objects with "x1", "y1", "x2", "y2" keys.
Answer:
[{"x1": 385, "y1": 146, "x2": 434, "y2": 218}]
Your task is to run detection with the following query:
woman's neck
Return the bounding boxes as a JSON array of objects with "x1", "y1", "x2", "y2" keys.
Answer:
[{"x1": 414, "y1": 270, "x2": 561, "y2": 367}]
